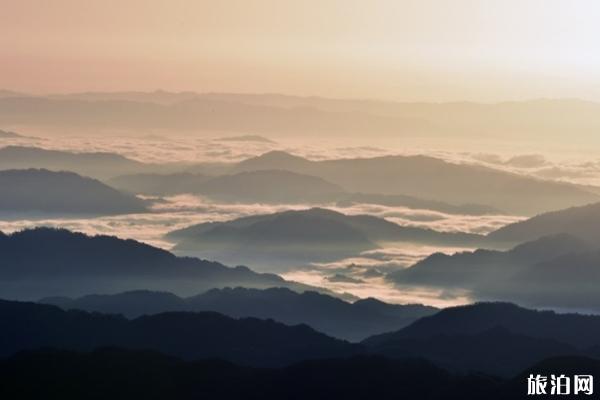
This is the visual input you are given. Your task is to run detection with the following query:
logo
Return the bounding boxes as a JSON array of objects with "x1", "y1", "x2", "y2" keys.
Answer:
[{"x1": 527, "y1": 374, "x2": 594, "y2": 396}]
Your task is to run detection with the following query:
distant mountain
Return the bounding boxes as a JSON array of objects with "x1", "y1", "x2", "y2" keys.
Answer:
[
  {"x1": 389, "y1": 233, "x2": 590, "y2": 290},
  {"x1": 233, "y1": 151, "x2": 598, "y2": 215},
  {"x1": 388, "y1": 234, "x2": 600, "y2": 310},
  {"x1": 0, "y1": 228, "x2": 314, "y2": 299},
  {"x1": 4, "y1": 93, "x2": 600, "y2": 147},
  {"x1": 216, "y1": 135, "x2": 275, "y2": 143},
  {"x1": 504, "y1": 249, "x2": 600, "y2": 309},
  {"x1": 110, "y1": 170, "x2": 344, "y2": 203},
  {"x1": 0, "y1": 146, "x2": 157, "y2": 179},
  {"x1": 41, "y1": 287, "x2": 438, "y2": 342},
  {"x1": 488, "y1": 201, "x2": 600, "y2": 245},
  {"x1": 108, "y1": 172, "x2": 211, "y2": 195},
  {"x1": 0, "y1": 129, "x2": 22, "y2": 138},
  {"x1": 364, "y1": 302, "x2": 600, "y2": 376},
  {"x1": 168, "y1": 208, "x2": 376, "y2": 268},
  {"x1": 0, "y1": 349, "x2": 504, "y2": 400},
  {"x1": 0, "y1": 169, "x2": 146, "y2": 216},
  {"x1": 0, "y1": 95, "x2": 431, "y2": 136},
  {"x1": 109, "y1": 169, "x2": 498, "y2": 215},
  {"x1": 167, "y1": 208, "x2": 483, "y2": 269},
  {"x1": 48, "y1": 90, "x2": 201, "y2": 104},
  {"x1": 188, "y1": 170, "x2": 344, "y2": 203},
  {"x1": 337, "y1": 192, "x2": 501, "y2": 215},
  {"x1": 236, "y1": 151, "x2": 312, "y2": 171},
  {"x1": 0, "y1": 299, "x2": 357, "y2": 366},
  {"x1": 0, "y1": 90, "x2": 27, "y2": 98}
]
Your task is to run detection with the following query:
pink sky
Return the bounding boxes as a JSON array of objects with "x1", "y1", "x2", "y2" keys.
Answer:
[{"x1": 2, "y1": 0, "x2": 600, "y2": 101}]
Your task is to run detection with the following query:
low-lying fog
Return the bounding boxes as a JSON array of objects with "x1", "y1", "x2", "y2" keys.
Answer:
[{"x1": 0, "y1": 193, "x2": 520, "y2": 307}]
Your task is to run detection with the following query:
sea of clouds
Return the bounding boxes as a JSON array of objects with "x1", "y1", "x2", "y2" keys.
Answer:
[{"x1": 1, "y1": 132, "x2": 598, "y2": 306}]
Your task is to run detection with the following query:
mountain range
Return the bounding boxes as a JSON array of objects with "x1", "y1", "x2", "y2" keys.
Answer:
[
  {"x1": 0, "y1": 169, "x2": 146, "y2": 216},
  {"x1": 232, "y1": 151, "x2": 598, "y2": 215},
  {"x1": 0, "y1": 299, "x2": 357, "y2": 366},
  {"x1": 487, "y1": 201, "x2": 600, "y2": 245},
  {"x1": 167, "y1": 208, "x2": 483, "y2": 269},
  {"x1": 0, "y1": 348, "x2": 508, "y2": 400},
  {"x1": 3, "y1": 92, "x2": 600, "y2": 146},
  {"x1": 3, "y1": 144, "x2": 594, "y2": 216},
  {"x1": 111, "y1": 169, "x2": 500, "y2": 215},
  {"x1": 390, "y1": 233, "x2": 590, "y2": 290},
  {"x1": 336, "y1": 192, "x2": 500, "y2": 215},
  {"x1": 365, "y1": 302, "x2": 600, "y2": 349},
  {"x1": 0, "y1": 228, "x2": 318, "y2": 299},
  {"x1": 0, "y1": 95, "x2": 415, "y2": 136},
  {"x1": 40, "y1": 287, "x2": 438, "y2": 342},
  {"x1": 364, "y1": 302, "x2": 600, "y2": 376},
  {"x1": 2, "y1": 298, "x2": 600, "y2": 379},
  {"x1": 0, "y1": 129, "x2": 22, "y2": 138},
  {"x1": 388, "y1": 233, "x2": 600, "y2": 310},
  {"x1": 109, "y1": 169, "x2": 344, "y2": 203},
  {"x1": 4, "y1": 348, "x2": 598, "y2": 399},
  {"x1": 0, "y1": 146, "x2": 162, "y2": 180}
]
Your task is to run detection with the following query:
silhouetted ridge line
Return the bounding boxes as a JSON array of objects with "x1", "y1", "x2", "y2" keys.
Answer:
[
  {"x1": 40, "y1": 287, "x2": 438, "y2": 341},
  {"x1": 0, "y1": 298, "x2": 358, "y2": 366}
]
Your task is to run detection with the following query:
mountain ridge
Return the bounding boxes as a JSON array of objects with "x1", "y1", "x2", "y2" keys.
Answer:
[
  {"x1": 40, "y1": 287, "x2": 438, "y2": 341},
  {"x1": 0, "y1": 227, "x2": 323, "y2": 299},
  {"x1": 0, "y1": 168, "x2": 146, "y2": 216}
]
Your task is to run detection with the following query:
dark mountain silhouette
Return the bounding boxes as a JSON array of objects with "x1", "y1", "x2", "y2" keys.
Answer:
[
  {"x1": 0, "y1": 146, "x2": 156, "y2": 179},
  {"x1": 364, "y1": 302, "x2": 600, "y2": 375},
  {"x1": 0, "y1": 129, "x2": 22, "y2": 138},
  {"x1": 364, "y1": 302, "x2": 600, "y2": 349},
  {"x1": 369, "y1": 326, "x2": 577, "y2": 376},
  {"x1": 41, "y1": 291, "x2": 186, "y2": 318},
  {"x1": 0, "y1": 228, "x2": 315, "y2": 299},
  {"x1": 110, "y1": 170, "x2": 344, "y2": 203},
  {"x1": 233, "y1": 151, "x2": 598, "y2": 215},
  {"x1": 167, "y1": 208, "x2": 483, "y2": 269},
  {"x1": 0, "y1": 349, "x2": 504, "y2": 400},
  {"x1": 1, "y1": 299, "x2": 596, "y2": 397},
  {"x1": 0, "y1": 299, "x2": 357, "y2": 366},
  {"x1": 488, "y1": 201, "x2": 600, "y2": 245},
  {"x1": 40, "y1": 287, "x2": 438, "y2": 342},
  {"x1": 0, "y1": 169, "x2": 146, "y2": 216},
  {"x1": 4, "y1": 348, "x2": 599, "y2": 399}
]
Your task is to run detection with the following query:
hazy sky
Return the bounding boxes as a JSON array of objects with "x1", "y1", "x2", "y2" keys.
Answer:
[{"x1": 2, "y1": 0, "x2": 600, "y2": 101}]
